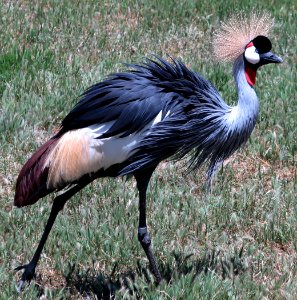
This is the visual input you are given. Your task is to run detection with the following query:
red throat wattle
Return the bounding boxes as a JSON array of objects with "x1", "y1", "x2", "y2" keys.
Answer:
[{"x1": 245, "y1": 64, "x2": 257, "y2": 86}]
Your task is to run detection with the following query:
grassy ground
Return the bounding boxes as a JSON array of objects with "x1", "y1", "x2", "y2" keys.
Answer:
[{"x1": 0, "y1": 0, "x2": 296, "y2": 299}]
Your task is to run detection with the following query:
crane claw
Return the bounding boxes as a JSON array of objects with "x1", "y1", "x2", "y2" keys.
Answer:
[{"x1": 16, "y1": 279, "x2": 25, "y2": 295}]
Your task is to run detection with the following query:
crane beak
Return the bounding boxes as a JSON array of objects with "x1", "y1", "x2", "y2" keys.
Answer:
[{"x1": 260, "y1": 52, "x2": 283, "y2": 65}]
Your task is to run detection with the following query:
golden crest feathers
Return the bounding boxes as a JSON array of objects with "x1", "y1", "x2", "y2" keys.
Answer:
[{"x1": 212, "y1": 11, "x2": 274, "y2": 62}]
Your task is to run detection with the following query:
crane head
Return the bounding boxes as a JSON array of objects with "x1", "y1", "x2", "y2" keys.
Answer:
[
  {"x1": 213, "y1": 11, "x2": 276, "y2": 63},
  {"x1": 244, "y1": 35, "x2": 283, "y2": 86},
  {"x1": 244, "y1": 36, "x2": 283, "y2": 66},
  {"x1": 212, "y1": 11, "x2": 283, "y2": 86}
]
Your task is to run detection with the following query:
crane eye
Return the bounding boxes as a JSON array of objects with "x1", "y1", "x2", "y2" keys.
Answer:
[{"x1": 244, "y1": 46, "x2": 260, "y2": 64}]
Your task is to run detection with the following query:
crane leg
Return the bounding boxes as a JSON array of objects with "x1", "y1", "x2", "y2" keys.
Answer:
[
  {"x1": 15, "y1": 182, "x2": 90, "y2": 293},
  {"x1": 134, "y1": 167, "x2": 162, "y2": 284}
]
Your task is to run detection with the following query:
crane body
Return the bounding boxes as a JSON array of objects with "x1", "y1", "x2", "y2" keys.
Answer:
[
  {"x1": 15, "y1": 55, "x2": 261, "y2": 207},
  {"x1": 14, "y1": 12, "x2": 282, "y2": 291}
]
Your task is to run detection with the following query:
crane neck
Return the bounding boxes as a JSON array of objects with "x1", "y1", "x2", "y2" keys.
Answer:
[
  {"x1": 227, "y1": 56, "x2": 259, "y2": 127},
  {"x1": 233, "y1": 56, "x2": 259, "y2": 113}
]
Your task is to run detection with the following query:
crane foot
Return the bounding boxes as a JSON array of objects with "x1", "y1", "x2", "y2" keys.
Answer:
[{"x1": 15, "y1": 263, "x2": 36, "y2": 294}]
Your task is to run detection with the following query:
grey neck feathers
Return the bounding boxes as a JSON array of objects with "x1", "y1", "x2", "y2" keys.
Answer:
[
  {"x1": 205, "y1": 56, "x2": 260, "y2": 183},
  {"x1": 224, "y1": 56, "x2": 259, "y2": 135}
]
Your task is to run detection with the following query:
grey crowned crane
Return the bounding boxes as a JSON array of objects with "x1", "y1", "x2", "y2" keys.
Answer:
[{"x1": 14, "y1": 12, "x2": 282, "y2": 290}]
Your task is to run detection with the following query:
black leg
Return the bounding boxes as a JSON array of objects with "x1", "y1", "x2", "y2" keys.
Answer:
[
  {"x1": 134, "y1": 166, "x2": 162, "y2": 284},
  {"x1": 15, "y1": 182, "x2": 89, "y2": 293}
]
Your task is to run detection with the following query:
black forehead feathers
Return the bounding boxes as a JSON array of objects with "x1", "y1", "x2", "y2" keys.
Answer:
[{"x1": 252, "y1": 35, "x2": 272, "y2": 54}]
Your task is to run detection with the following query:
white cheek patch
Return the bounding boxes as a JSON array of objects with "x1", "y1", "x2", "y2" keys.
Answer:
[{"x1": 244, "y1": 46, "x2": 260, "y2": 64}]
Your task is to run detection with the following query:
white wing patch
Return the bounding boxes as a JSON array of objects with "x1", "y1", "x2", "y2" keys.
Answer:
[{"x1": 44, "y1": 111, "x2": 164, "y2": 188}]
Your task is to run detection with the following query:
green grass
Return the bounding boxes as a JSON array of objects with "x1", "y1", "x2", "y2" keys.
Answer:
[{"x1": 0, "y1": 0, "x2": 296, "y2": 299}]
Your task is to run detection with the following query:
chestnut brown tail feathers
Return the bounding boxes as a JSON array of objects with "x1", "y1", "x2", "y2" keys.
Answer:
[{"x1": 14, "y1": 138, "x2": 58, "y2": 207}]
